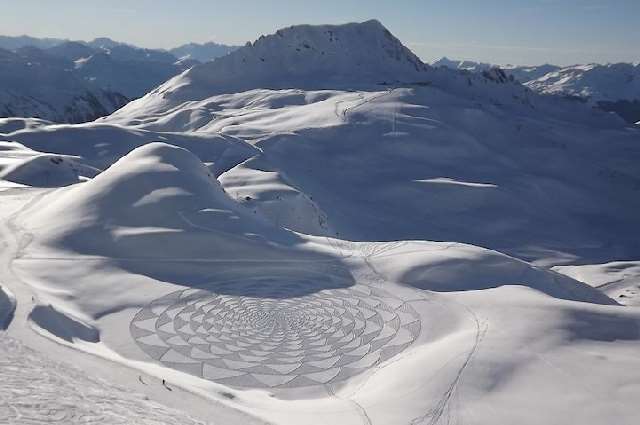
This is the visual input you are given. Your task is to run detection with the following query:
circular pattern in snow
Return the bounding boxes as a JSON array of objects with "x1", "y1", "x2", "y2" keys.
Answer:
[{"x1": 130, "y1": 281, "x2": 421, "y2": 388}]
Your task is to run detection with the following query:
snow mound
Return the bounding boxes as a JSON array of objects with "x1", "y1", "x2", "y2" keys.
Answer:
[
  {"x1": 27, "y1": 142, "x2": 229, "y2": 228},
  {"x1": 220, "y1": 157, "x2": 333, "y2": 235},
  {"x1": 0, "y1": 153, "x2": 81, "y2": 187},
  {"x1": 364, "y1": 241, "x2": 615, "y2": 305}
]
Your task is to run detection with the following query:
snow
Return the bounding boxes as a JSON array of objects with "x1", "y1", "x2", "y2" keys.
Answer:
[
  {"x1": 101, "y1": 84, "x2": 639, "y2": 265},
  {"x1": 554, "y1": 261, "x2": 640, "y2": 306},
  {"x1": 525, "y1": 63, "x2": 640, "y2": 123},
  {"x1": 431, "y1": 57, "x2": 640, "y2": 122},
  {"x1": 0, "y1": 334, "x2": 207, "y2": 424},
  {"x1": 0, "y1": 142, "x2": 84, "y2": 187},
  {"x1": 0, "y1": 19, "x2": 639, "y2": 425}
]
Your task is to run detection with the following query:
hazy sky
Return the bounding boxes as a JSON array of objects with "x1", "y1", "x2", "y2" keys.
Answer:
[{"x1": 0, "y1": 0, "x2": 638, "y2": 66}]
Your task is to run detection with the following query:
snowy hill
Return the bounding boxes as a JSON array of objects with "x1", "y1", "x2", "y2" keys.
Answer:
[{"x1": 526, "y1": 63, "x2": 640, "y2": 123}]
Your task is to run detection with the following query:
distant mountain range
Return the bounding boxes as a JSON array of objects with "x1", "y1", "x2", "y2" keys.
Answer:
[
  {"x1": 433, "y1": 57, "x2": 640, "y2": 124},
  {"x1": 0, "y1": 46, "x2": 128, "y2": 123},
  {"x1": 0, "y1": 35, "x2": 240, "y2": 63},
  {"x1": 1, "y1": 31, "x2": 637, "y2": 125},
  {"x1": 0, "y1": 35, "x2": 239, "y2": 123}
]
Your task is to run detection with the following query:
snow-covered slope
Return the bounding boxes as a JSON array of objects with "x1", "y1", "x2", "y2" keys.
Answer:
[
  {"x1": 526, "y1": 63, "x2": 640, "y2": 123},
  {"x1": 4, "y1": 141, "x2": 639, "y2": 425}
]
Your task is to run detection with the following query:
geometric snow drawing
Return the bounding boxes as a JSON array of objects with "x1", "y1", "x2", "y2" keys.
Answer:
[{"x1": 130, "y1": 281, "x2": 421, "y2": 388}]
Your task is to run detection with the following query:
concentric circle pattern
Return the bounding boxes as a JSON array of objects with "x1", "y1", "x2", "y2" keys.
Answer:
[{"x1": 130, "y1": 281, "x2": 421, "y2": 388}]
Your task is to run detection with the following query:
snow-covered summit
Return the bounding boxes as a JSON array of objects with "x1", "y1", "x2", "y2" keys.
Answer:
[{"x1": 138, "y1": 20, "x2": 431, "y2": 103}]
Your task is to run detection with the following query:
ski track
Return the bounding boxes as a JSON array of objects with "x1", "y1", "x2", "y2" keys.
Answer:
[
  {"x1": 356, "y1": 242, "x2": 488, "y2": 425},
  {"x1": 408, "y1": 309, "x2": 487, "y2": 425}
]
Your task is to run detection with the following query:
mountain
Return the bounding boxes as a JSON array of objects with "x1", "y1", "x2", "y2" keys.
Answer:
[
  {"x1": 170, "y1": 41, "x2": 239, "y2": 62},
  {"x1": 46, "y1": 41, "x2": 96, "y2": 61},
  {"x1": 0, "y1": 35, "x2": 251, "y2": 120},
  {"x1": 0, "y1": 47, "x2": 128, "y2": 123},
  {"x1": 0, "y1": 37, "x2": 198, "y2": 121},
  {"x1": 110, "y1": 19, "x2": 437, "y2": 118},
  {"x1": 432, "y1": 57, "x2": 561, "y2": 82},
  {"x1": 86, "y1": 37, "x2": 127, "y2": 50},
  {"x1": 432, "y1": 56, "x2": 493, "y2": 72},
  {"x1": 0, "y1": 34, "x2": 68, "y2": 50},
  {"x1": 43, "y1": 40, "x2": 190, "y2": 99},
  {"x1": 503, "y1": 63, "x2": 561, "y2": 82},
  {"x1": 525, "y1": 63, "x2": 640, "y2": 123},
  {"x1": 433, "y1": 57, "x2": 640, "y2": 123}
]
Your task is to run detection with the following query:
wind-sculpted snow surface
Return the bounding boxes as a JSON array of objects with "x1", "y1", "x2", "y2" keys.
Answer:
[
  {"x1": 0, "y1": 335, "x2": 205, "y2": 425},
  {"x1": 1, "y1": 121, "x2": 258, "y2": 175},
  {"x1": 8, "y1": 139, "x2": 640, "y2": 425},
  {"x1": 131, "y1": 282, "x2": 420, "y2": 388}
]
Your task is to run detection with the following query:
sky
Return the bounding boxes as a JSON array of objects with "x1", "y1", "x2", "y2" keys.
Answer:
[{"x1": 0, "y1": 0, "x2": 638, "y2": 66}]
